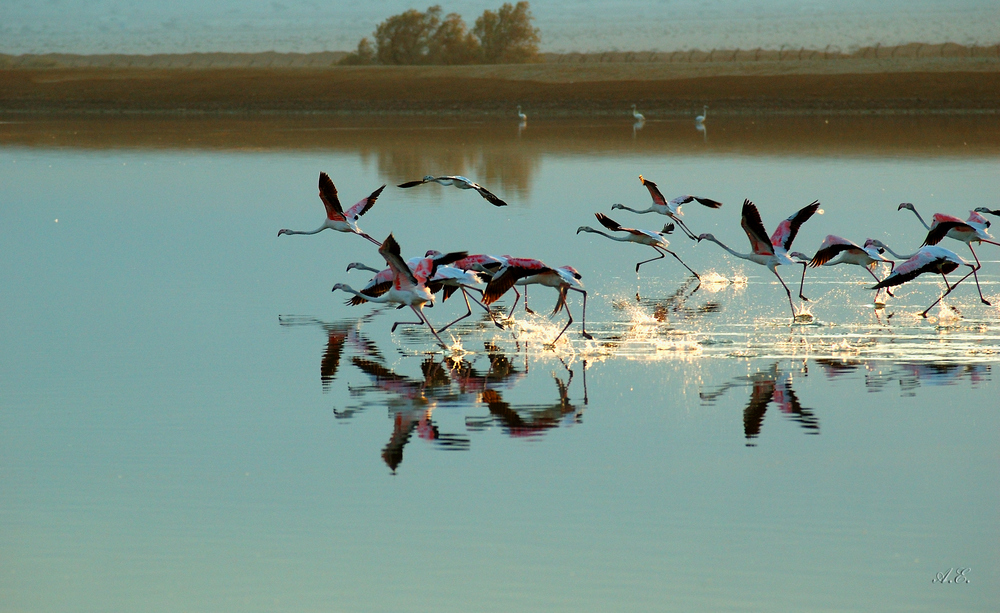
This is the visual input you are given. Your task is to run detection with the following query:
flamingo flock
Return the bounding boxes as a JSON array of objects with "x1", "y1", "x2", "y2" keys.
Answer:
[{"x1": 279, "y1": 170, "x2": 998, "y2": 350}]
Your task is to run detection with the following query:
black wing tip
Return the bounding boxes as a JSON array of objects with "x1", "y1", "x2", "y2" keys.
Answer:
[
  {"x1": 697, "y1": 197, "x2": 724, "y2": 209},
  {"x1": 397, "y1": 180, "x2": 424, "y2": 188}
]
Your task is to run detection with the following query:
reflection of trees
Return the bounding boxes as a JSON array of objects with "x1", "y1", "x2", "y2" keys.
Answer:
[{"x1": 700, "y1": 362, "x2": 819, "y2": 446}]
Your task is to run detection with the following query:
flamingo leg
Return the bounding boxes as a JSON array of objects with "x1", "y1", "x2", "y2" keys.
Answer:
[
  {"x1": 672, "y1": 216, "x2": 699, "y2": 241},
  {"x1": 663, "y1": 248, "x2": 700, "y2": 279},
  {"x1": 966, "y1": 245, "x2": 992, "y2": 305},
  {"x1": 550, "y1": 299, "x2": 574, "y2": 344},
  {"x1": 437, "y1": 289, "x2": 474, "y2": 333},
  {"x1": 635, "y1": 249, "x2": 665, "y2": 272},
  {"x1": 505, "y1": 287, "x2": 523, "y2": 320},
  {"x1": 570, "y1": 287, "x2": 594, "y2": 340},
  {"x1": 466, "y1": 288, "x2": 505, "y2": 329},
  {"x1": 413, "y1": 305, "x2": 450, "y2": 349},
  {"x1": 921, "y1": 270, "x2": 974, "y2": 317},
  {"x1": 865, "y1": 267, "x2": 887, "y2": 304},
  {"x1": 523, "y1": 286, "x2": 535, "y2": 315},
  {"x1": 798, "y1": 262, "x2": 810, "y2": 301},
  {"x1": 773, "y1": 269, "x2": 797, "y2": 317},
  {"x1": 358, "y1": 232, "x2": 383, "y2": 246}
]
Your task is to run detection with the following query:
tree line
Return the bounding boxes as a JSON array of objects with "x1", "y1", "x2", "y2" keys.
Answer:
[{"x1": 340, "y1": 2, "x2": 540, "y2": 65}]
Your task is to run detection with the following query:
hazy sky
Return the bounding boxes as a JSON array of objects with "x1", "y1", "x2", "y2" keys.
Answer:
[{"x1": 2, "y1": 0, "x2": 998, "y2": 55}]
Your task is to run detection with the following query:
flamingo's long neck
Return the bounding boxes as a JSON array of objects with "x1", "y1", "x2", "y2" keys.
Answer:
[
  {"x1": 283, "y1": 225, "x2": 326, "y2": 236},
  {"x1": 703, "y1": 236, "x2": 754, "y2": 261},
  {"x1": 338, "y1": 284, "x2": 393, "y2": 304},
  {"x1": 903, "y1": 206, "x2": 931, "y2": 230},
  {"x1": 582, "y1": 228, "x2": 629, "y2": 242},
  {"x1": 880, "y1": 244, "x2": 917, "y2": 260},
  {"x1": 615, "y1": 205, "x2": 655, "y2": 215}
]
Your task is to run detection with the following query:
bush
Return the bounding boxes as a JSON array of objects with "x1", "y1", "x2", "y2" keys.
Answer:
[
  {"x1": 358, "y1": 2, "x2": 540, "y2": 65},
  {"x1": 474, "y1": 2, "x2": 540, "y2": 64}
]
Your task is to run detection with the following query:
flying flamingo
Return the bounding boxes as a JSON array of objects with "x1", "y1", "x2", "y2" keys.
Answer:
[
  {"x1": 697, "y1": 199, "x2": 820, "y2": 317},
  {"x1": 277, "y1": 172, "x2": 383, "y2": 245},
  {"x1": 898, "y1": 203, "x2": 1000, "y2": 268},
  {"x1": 332, "y1": 234, "x2": 467, "y2": 349},
  {"x1": 611, "y1": 175, "x2": 723, "y2": 241},
  {"x1": 482, "y1": 258, "x2": 594, "y2": 343},
  {"x1": 397, "y1": 175, "x2": 508, "y2": 207},
  {"x1": 871, "y1": 245, "x2": 987, "y2": 317},
  {"x1": 789, "y1": 235, "x2": 895, "y2": 304},
  {"x1": 576, "y1": 212, "x2": 699, "y2": 277},
  {"x1": 974, "y1": 206, "x2": 1000, "y2": 218},
  {"x1": 695, "y1": 105, "x2": 708, "y2": 123},
  {"x1": 345, "y1": 257, "x2": 500, "y2": 332},
  {"x1": 631, "y1": 104, "x2": 645, "y2": 122}
]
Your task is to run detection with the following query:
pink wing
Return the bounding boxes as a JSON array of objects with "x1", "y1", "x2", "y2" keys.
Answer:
[
  {"x1": 770, "y1": 200, "x2": 820, "y2": 251},
  {"x1": 740, "y1": 200, "x2": 775, "y2": 256},
  {"x1": 345, "y1": 185, "x2": 385, "y2": 221},
  {"x1": 639, "y1": 176, "x2": 668, "y2": 206},
  {"x1": 967, "y1": 210, "x2": 990, "y2": 225}
]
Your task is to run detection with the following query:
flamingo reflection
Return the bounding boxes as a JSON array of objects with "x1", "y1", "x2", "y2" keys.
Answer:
[
  {"x1": 465, "y1": 363, "x2": 587, "y2": 437},
  {"x1": 700, "y1": 362, "x2": 819, "y2": 446},
  {"x1": 814, "y1": 358, "x2": 991, "y2": 395}
]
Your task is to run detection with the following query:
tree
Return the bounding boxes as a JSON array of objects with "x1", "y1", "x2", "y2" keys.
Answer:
[
  {"x1": 473, "y1": 1, "x2": 540, "y2": 64},
  {"x1": 428, "y1": 12, "x2": 482, "y2": 64},
  {"x1": 373, "y1": 6, "x2": 443, "y2": 65},
  {"x1": 338, "y1": 38, "x2": 376, "y2": 65}
]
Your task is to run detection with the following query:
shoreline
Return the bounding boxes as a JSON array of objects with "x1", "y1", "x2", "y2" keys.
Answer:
[{"x1": 2, "y1": 51, "x2": 999, "y2": 115}]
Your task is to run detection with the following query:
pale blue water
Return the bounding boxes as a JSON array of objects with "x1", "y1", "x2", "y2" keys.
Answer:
[
  {"x1": 1, "y1": 115, "x2": 999, "y2": 611},
  {"x1": 2, "y1": 0, "x2": 998, "y2": 55}
]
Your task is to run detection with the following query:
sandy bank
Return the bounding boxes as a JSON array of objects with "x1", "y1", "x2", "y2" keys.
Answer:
[{"x1": 2, "y1": 49, "x2": 998, "y2": 115}]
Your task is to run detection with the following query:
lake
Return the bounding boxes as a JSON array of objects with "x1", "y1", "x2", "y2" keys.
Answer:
[{"x1": 1, "y1": 113, "x2": 998, "y2": 611}]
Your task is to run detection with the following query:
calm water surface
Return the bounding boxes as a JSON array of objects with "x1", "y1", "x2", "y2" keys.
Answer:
[{"x1": 1, "y1": 115, "x2": 998, "y2": 611}]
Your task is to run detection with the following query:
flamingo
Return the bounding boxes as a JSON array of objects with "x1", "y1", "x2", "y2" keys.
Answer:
[
  {"x1": 871, "y1": 245, "x2": 988, "y2": 317},
  {"x1": 695, "y1": 105, "x2": 708, "y2": 123},
  {"x1": 397, "y1": 175, "x2": 508, "y2": 207},
  {"x1": 898, "y1": 202, "x2": 1000, "y2": 268},
  {"x1": 277, "y1": 172, "x2": 383, "y2": 245},
  {"x1": 517, "y1": 105, "x2": 527, "y2": 122},
  {"x1": 482, "y1": 258, "x2": 594, "y2": 343},
  {"x1": 790, "y1": 235, "x2": 895, "y2": 304},
  {"x1": 332, "y1": 234, "x2": 467, "y2": 349},
  {"x1": 697, "y1": 199, "x2": 820, "y2": 317},
  {"x1": 611, "y1": 175, "x2": 723, "y2": 241},
  {"x1": 974, "y1": 206, "x2": 1000, "y2": 218},
  {"x1": 576, "y1": 212, "x2": 699, "y2": 277},
  {"x1": 631, "y1": 104, "x2": 645, "y2": 122}
]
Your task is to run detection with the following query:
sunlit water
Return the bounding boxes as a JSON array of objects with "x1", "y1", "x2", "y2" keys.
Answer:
[{"x1": 1, "y1": 115, "x2": 998, "y2": 611}]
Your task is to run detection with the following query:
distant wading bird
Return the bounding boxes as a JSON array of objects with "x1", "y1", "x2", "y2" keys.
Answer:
[
  {"x1": 277, "y1": 172, "x2": 383, "y2": 245},
  {"x1": 576, "y1": 213, "x2": 699, "y2": 277},
  {"x1": 332, "y1": 234, "x2": 467, "y2": 349},
  {"x1": 397, "y1": 175, "x2": 508, "y2": 207},
  {"x1": 483, "y1": 258, "x2": 593, "y2": 343},
  {"x1": 871, "y1": 245, "x2": 986, "y2": 317},
  {"x1": 695, "y1": 105, "x2": 708, "y2": 123},
  {"x1": 631, "y1": 105, "x2": 645, "y2": 122},
  {"x1": 517, "y1": 105, "x2": 527, "y2": 122},
  {"x1": 790, "y1": 235, "x2": 895, "y2": 304},
  {"x1": 612, "y1": 175, "x2": 723, "y2": 241},
  {"x1": 698, "y1": 199, "x2": 820, "y2": 317}
]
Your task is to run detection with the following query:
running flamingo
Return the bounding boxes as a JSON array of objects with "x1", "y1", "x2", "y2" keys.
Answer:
[
  {"x1": 697, "y1": 199, "x2": 820, "y2": 316},
  {"x1": 483, "y1": 258, "x2": 593, "y2": 343},
  {"x1": 277, "y1": 172, "x2": 383, "y2": 245},
  {"x1": 397, "y1": 175, "x2": 508, "y2": 207},
  {"x1": 576, "y1": 212, "x2": 699, "y2": 277},
  {"x1": 332, "y1": 234, "x2": 467, "y2": 349},
  {"x1": 898, "y1": 203, "x2": 999, "y2": 268},
  {"x1": 790, "y1": 235, "x2": 895, "y2": 304},
  {"x1": 871, "y1": 245, "x2": 987, "y2": 316},
  {"x1": 611, "y1": 175, "x2": 722, "y2": 240}
]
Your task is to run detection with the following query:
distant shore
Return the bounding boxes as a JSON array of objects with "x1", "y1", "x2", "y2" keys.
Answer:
[{"x1": 2, "y1": 45, "x2": 998, "y2": 115}]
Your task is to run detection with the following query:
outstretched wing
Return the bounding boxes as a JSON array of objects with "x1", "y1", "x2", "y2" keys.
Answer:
[
  {"x1": 483, "y1": 264, "x2": 553, "y2": 305},
  {"x1": 923, "y1": 220, "x2": 971, "y2": 246},
  {"x1": 318, "y1": 172, "x2": 344, "y2": 220},
  {"x1": 474, "y1": 185, "x2": 508, "y2": 207},
  {"x1": 809, "y1": 235, "x2": 860, "y2": 267},
  {"x1": 397, "y1": 179, "x2": 428, "y2": 188},
  {"x1": 596, "y1": 212, "x2": 625, "y2": 232},
  {"x1": 670, "y1": 195, "x2": 723, "y2": 210},
  {"x1": 639, "y1": 175, "x2": 668, "y2": 206},
  {"x1": 378, "y1": 233, "x2": 419, "y2": 290},
  {"x1": 346, "y1": 185, "x2": 384, "y2": 220},
  {"x1": 871, "y1": 248, "x2": 957, "y2": 289},
  {"x1": 771, "y1": 200, "x2": 820, "y2": 250},
  {"x1": 740, "y1": 200, "x2": 774, "y2": 256}
]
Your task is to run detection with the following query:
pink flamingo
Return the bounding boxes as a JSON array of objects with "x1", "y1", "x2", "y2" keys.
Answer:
[
  {"x1": 576, "y1": 213, "x2": 699, "y2": 277},
  {"x1": 789, "y1": 235, "x2": 895, "y2": 304},
  {"x1": 278, "y1": 172, "x2": 383, "y2": 245},
  {"x1": 482, "y1": 258, "x2": 594, "y2": 343},
  {"x1": 611, "y1": 175, "x2": 722, "y2": 240},
  {"x1": 332, "y1": 234, "x2": 466, "y2": 349},
  {"x1": 898, "y1": 203, "x2": 999, "y2": 268},
  {"x1": 397, "y1": 175, "x2": 508, "y2": 207},
  {"x1": 871, "y1": 245, "x2": 987, "y2": 317},
  {"x1": 697, "y1": 199, "x2": 820, "y2": 316}
]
